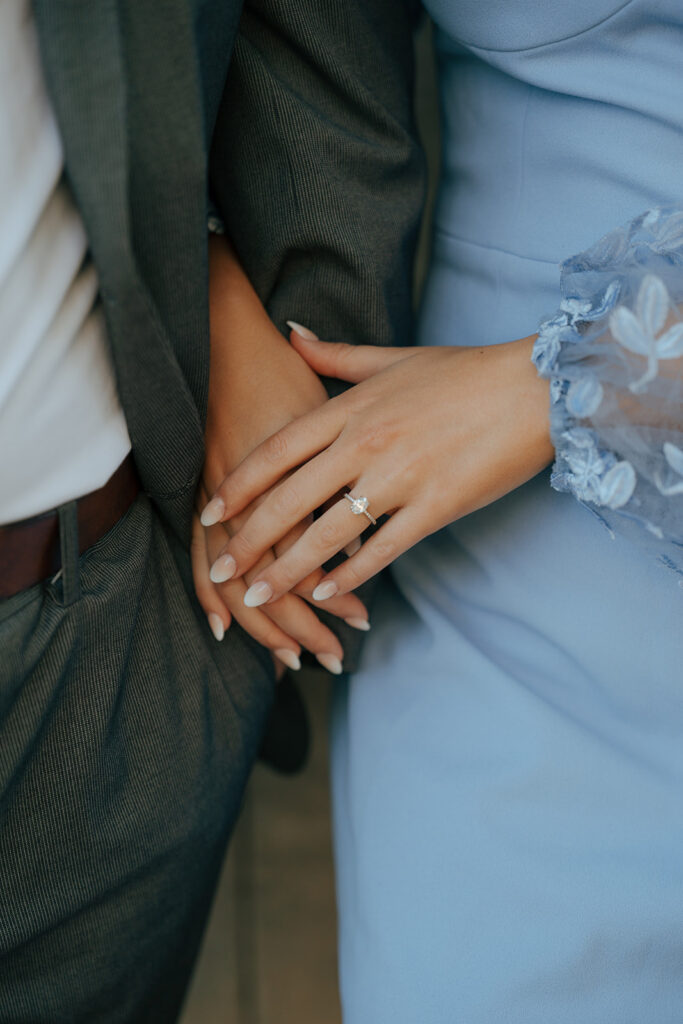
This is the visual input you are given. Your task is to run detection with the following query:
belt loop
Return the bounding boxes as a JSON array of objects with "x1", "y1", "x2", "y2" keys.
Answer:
[{"x1": 58, "y1": 500, "x2": 81, "y2": 606}]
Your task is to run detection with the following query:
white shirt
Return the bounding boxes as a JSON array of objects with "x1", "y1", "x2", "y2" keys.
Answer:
[{"x1": 0, "y1": 0, "x2": 131, "y2": 525}]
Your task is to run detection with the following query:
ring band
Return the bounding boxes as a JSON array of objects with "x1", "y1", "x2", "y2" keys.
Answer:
[{"x1": 344, "y1": 492, "x2": 377, "y2": 526}]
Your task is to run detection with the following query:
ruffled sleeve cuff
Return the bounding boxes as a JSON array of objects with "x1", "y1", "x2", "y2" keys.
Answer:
[{"x1": 532, "y1": 206, "x2": 683, "y2": 555}]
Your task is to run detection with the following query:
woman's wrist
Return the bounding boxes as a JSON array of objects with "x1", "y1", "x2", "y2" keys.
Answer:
[{"x1": 509, "y1": 333, "x2": 555, "y2": 470}]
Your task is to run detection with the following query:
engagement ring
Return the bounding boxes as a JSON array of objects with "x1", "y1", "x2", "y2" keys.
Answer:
[{"x1": 344, "y1": 492, "x2": 377, "y2": 525}]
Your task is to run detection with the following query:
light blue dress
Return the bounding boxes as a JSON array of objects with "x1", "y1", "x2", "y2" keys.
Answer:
[{"x1": 331, "y1": 3, "x2": 683, "y2": 1021}]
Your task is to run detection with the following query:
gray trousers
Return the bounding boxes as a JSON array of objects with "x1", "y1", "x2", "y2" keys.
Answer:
[{"x1": 0, "y1": 495, "x2": 273, "y2": 1022}]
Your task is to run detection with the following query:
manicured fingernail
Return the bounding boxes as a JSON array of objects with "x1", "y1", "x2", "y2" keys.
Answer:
[
  {"x1": 286, "y1": 320, "x2": 318, "y2": 341},
  {"x1": 344, "y1": 537, "x2": 361, "y2": 557},
  {"x1": 317, "y1": 653, "x2": 343, "y2": 675},
  {"x1": 201, "y1": 497, "x2": 225, "y2": 527},
  {"x1": 275, "y1": 649, "x2": 302, "y2": 671},
  {"x1": 208, "y1": 613, "x2": 225, "y2": 642},
  {"x1": 312, "y1": 580, "x2": 338, "y2": 601},
  {"x1": 244, "y1": 581, "x2": 273, "y2": 607},
  {"x1": 209, "y1": 554, "x2": 237, "y2": 583},
  {"x1": 345, "y1": 617, "x2": 370, "y2": 632}
]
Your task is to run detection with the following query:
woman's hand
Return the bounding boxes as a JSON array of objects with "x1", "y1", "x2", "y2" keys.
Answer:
[
  {"x1": 195, "y1": 239, "x2": 368, "y2": 674},
  {"x1": 193, "y1": 489, "x2": 364, "y2": 676},
  {"x1": 201, "y1": 326, "x2": 555, "y2": 605}
]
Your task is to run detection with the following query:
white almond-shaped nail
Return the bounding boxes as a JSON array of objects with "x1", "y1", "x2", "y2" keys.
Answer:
[
  {"x1": 275, "y1": 649, "x2": 302, "y2": 671},
  {"x1": 244, "y1": 581, "x2": 273, "y2": 607},
  {"x1": 312, "y1": 580, "x2": 338, "y2": 601},
  {"x1": 344, "y1": 537, "x2": 362, "y2": 557},
  {"x1": 286, "y1": 320, "x2": 318, "y2": 341},
  {"x1": 201, "y1": 496, "x2": 225, "y2": 527},
  {"x1": 208, "y1": 613, "x2": 225, "y2": 642},
  {"x1": 209, "y1": 554, "x2": 237, "y2": 583},
  {"x1": 345, "y1": 617, "x2": 370, "y2": 632},
  {"x1": 317, "y1": 653, "x2": 343, "y2": 675}
]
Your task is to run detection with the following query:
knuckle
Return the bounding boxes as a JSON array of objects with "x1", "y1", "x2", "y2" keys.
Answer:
[
  {"x1": 271, "y1": 482, "x2": 301, "y2": 519},
  {"x1": 263, "y1": 431, "x2": 288, "y2": 464},
  {"x1": 278, "y1": 562, "x2": 303, "y2": 593},
  {"x1": 356, "y1": 421, "x2": 392, "y2": 454},
  {"x1": 373, "y1": 536, "x2": 398, "y2": 562},
  {"x1": 229, "y1": 531, "x2": 254, "y2": 562},
  {"x1": 316, "y1": 519, "x2": 343, "y2": 550}
]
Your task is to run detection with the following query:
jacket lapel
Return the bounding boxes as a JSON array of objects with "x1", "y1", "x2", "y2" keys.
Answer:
[
  {"x1": 32, "y1": 0, "x2": 132, "y2": 293},
  {"x1": 32, "y1": 0, "x2": 205, "y2": 515}
]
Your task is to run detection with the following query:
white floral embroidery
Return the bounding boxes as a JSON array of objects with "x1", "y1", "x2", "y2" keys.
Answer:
[
  {"x1": 609, "y1": 275, "x2": 683, "y2": 392},
  {"x1": 655, "y1": 442, "x2": 683, "y2": 496},
  {"x1": 559, "y1": 281, "x2": 621, "y2": 328},
  {"x1": 532, "y1": 315, "x2": 567, "y2": 376},
  {"x1": 560, "y1": 297, "x2": 592, "y2": 320},
  {"x1": 598, "y1": 461, "x2": 637, "y2": 510},
  {"x1": 566, "y1": 375, "x2": 604, "y2": 418},
  {"x1": 561, "y1": 429, "x2": 636, "y2": 509},
  {"x1": 562, "y1": 429, "x2": 605, "y2": 503}
]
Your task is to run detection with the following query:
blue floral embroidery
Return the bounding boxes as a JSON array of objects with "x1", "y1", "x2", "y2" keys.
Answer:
[{"x1": 609, "y1": 275, "x2": 683, "y2": 392}]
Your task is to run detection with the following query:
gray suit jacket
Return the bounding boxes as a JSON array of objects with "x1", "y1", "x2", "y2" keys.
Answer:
[{"x1": 32, "y1": 0, "x2": 425, "y2": 671}]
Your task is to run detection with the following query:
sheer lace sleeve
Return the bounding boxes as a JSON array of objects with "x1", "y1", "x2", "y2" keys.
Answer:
[{"x1": 532, "y1": 206, "x2": 683, "y2": 565}]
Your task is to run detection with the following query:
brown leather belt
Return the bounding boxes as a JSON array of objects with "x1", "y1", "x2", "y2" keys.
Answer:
[{"x1": 0, "y1": 455, "x2": 140, "y2": 600}]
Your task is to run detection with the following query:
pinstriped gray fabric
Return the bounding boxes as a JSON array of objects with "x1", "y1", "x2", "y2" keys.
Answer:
[
  {"x1": 0, "y1": 496, "x2": 273, "y2": 1022},
  {"x1": 213, "y1": 0, "x2": 424, "y2": 361}
]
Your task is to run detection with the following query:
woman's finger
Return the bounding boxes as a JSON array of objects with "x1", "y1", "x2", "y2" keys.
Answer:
[
  {"x1": 200, "y1": 401, "x2": 345, "y2": 526},
  {"x1": 237, "y1": 487, "x2": 395, "y2": 607},
  {"x1": 198, "y1": 494, "x2": 304, "y2": 663},
  {"x1": 307, "y1": 507, "x2": 426, "y2": 598},
  {"x1": 190, "y1": 512, "x2": 232, "y2": 642},
  {"x1": 287, "y1": 327, "x2": 416, "y2": 382},
  {"x1": 218, "y1": 577, "x2": 303, "y2": 668},
  {"x1": 274, "y1": 520, "x2": 370, "y2": 628},
  {"x1": 251, "y1": 589, "x2": 344, "y2": 668},
  {"x1": 294, "y1": 569, "x2": 370, "y2": 627},
  {"x1": 210, "y1": 443, "x2": 358, "y2": 582},
  {"x1": 215, "y1": 532, "x2": 346, "y2": 669}
]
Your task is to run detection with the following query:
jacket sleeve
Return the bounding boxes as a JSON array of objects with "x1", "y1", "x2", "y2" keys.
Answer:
[
  {"x1": 533, "y1": 206, "x2": 683, "y2": 570},
  {"x1": 209, "y1": 0, "x2": 426, "y2": 392}
]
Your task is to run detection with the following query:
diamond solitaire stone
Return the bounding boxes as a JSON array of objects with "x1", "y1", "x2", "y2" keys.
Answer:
[{"x1": 343, "y1": 492, "x2": 376, "y2": 524}]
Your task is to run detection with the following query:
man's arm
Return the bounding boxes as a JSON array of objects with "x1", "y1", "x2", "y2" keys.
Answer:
[{"x1": 210, "y1": 0, "x2": 426, "y2": 378}]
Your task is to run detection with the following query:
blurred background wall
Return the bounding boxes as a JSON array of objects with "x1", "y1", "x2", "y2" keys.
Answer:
[{"x1": 180, "y1": 17, "x2": 439, "y2": 1023}]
